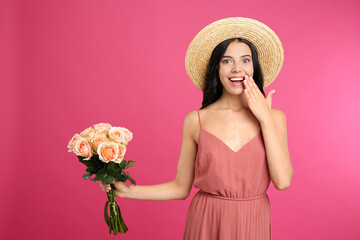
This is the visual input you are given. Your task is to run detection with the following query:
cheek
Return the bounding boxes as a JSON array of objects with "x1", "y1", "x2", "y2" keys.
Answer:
[
  {"x1": 244, "y1": 64, "x2": 254, "y2": 74},
  {"x1": 218, "y1": 66, "x2": 229, "y2": 77}
]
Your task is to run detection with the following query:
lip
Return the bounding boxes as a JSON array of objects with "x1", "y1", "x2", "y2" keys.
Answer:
[
  {"x1": 229, "y1": 76, "x2": 245, "y2": 79},
  {"x1": 228, "y1": 78, "x2": 244, "y2": 86}
]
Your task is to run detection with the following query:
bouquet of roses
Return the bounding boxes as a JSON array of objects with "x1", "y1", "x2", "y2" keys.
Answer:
[{"x1": 67, "y1": 123, "x2": 136, "y2": 235}]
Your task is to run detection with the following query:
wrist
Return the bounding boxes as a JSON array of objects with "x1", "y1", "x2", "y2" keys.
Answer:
[
  {"x1": 124, "y1": 184, "x2": 136, "y2": 198},
  {"x1": 260, "y1": 112, "x2": 275, "y2": 126}
]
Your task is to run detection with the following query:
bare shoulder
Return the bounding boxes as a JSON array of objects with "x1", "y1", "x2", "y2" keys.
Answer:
[
  {"x1": 271, "y1": 107, "x2": 285, "y2": 115},
  {"x1": 183, "y1": 110, "x2": 200, "y2": 127},
  {"x1": 271, "y1": 107, "x2": 286, "y2": 121},
  {"x1": 182, "y1": 110, "x2": 201, "y2": 142}
]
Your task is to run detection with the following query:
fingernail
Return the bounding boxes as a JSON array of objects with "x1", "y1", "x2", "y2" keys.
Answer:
[{"x1": 250, "y1": 77, "x2": 253, "y2": 80}]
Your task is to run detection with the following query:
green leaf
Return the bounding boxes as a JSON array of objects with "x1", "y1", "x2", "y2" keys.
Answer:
[
  {"x1": 115, "y1": 174, "x2": 127, "y2": 182},
  {"x1": 103, "y1": 175, "x2": 114, "y2": 184},
  {"x1": 93, "y1": 156, "x2": 106, "y2": 170},
  {"x1": 86, "y1": 166, "x2": 97, "y2": 173},
  {"x1": 96, "y1": 168, "x2": 106, "y2": 174},
  {"x1": 93, "y1": 172, "x2": 108, "y2": 182},
  {"x1": 78, "y1": 155, "x2": 88, "y2": 162},
  {"x1": 119, "y1": 160, "x2": 127, "y2": 169},
  {"x1": 124, "y1": 161, "x2": 135, "y2": 169},
  {"x1": 107, "y1": 161, "x2": 118, "y2": 171},
  {"x1": 106, "y1": 169, "x2": 120, "y2": 178},
  {"x1": 127, "y1": 173, "x2": 136, "y2": 185},
  {"x1": 82, "y1": 172, "x2": 93, "y2": 179},
  {"x1": 77, "y1": 156, "x2": 91, "y2": 167}
]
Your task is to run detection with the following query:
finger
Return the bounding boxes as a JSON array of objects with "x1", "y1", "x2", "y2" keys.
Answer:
[
  {"x1": 102, "y1": 184, "x2": 111, "y2": 192},
  {"x1": 267, "y1": 90, "x2": 275, "y2": 105},
  {"x1": 243, "y1": 75, "x2": 249, "y2": 90},
  {"x1": 244, "y1": 76, "x2": 254, "y2": 99},
  {"x1": 249, "y1": 76, "x2": 260, "y2": 95},
  {"x1": 245, "y1": 75, "x2": 253, "y2": 93},
  {"x1": 244, "y1": 87, "x2": 252, "y2": 102},
  {"x1": 267, "y1": 90, "x2": 274, "y2": 98},
  {"x1": 100, "y1": 182, "x2": 110, "y2": 188}
]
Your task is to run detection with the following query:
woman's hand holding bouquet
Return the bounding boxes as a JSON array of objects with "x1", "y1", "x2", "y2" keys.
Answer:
[
  {"x1": 67, "y1": 123, "x2": 136, "y2": 236},
  {"x1": 100, "y1": 179, "x2": 132, "y2": 197}
]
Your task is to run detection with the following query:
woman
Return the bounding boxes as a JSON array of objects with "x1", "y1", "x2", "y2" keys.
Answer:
[{"x1": 100, "y1": 17, "x2": 293, "y2": 239}]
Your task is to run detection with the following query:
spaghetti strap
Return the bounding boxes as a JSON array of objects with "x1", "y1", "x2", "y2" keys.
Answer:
[{"x1": 197, "y1": 110, "x2": 203, "y2": 129}]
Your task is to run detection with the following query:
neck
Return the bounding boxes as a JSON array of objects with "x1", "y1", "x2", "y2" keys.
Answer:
[{"x1": 217, "y1": 90, "x2": 249, "y2": 111}]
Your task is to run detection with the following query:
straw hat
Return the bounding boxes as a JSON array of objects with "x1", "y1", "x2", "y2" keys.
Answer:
[{"x1": 185, "y1": 17, "x2": 284, "y2": 91}]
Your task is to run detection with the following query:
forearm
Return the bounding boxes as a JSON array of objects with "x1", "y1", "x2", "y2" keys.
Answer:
[
  {"x1": 118, "y1": 180, "x2": 186, "y2": 201},
  {"x1": 260, "y1": 116, "x2": 293, "y2": 189}
]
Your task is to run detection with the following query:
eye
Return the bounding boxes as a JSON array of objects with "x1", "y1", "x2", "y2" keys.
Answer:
[
  {"x1": 222, "y1": 59, "x2": 232, "y2": 64},
  {"x1": 243, "y1": 58, "x2": 251, "y2": 63}
]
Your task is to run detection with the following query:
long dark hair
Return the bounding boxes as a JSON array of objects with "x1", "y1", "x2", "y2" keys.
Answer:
[{"x1": 200, "y1": 38, "x2": 264, "y2": 109}]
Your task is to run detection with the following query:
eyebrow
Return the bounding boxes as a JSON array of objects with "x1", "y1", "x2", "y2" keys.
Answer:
[{"x1": 222, "y1": 55, "x2": 252, "y2": 58}]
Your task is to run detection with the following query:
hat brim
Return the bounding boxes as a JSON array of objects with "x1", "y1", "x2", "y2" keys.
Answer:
[{"x1": 185, "y1": 17, "x2": 284, "y2": 90}]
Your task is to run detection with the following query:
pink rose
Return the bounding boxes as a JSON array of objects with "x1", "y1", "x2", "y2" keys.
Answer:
[
  {"x1": 93, "y1": 123, "x2": 112, "y2": 129},
  {"x1": 73, "y1": 137, "x2": 93, "y2": 160},
  {"x1": 108, "y1": 127, "x2": 126, "y2": 144},
  {"x1": 114, "y1": 144, "x2": 127, "y2": 163},
  {"x1": 122, "y1": 128, "x2": 133, "y2": 144},
  {"x1": 93, "y1": 123, "x2": 112, "y2": 135},
  {"x1": 114, "y1": 155, "x2": 124, "y2": 164},
  {"x1": 91, "y1": 134, "x2": 108, "y2": 152},
  {"x1": 80, "y1": 127, "x2": 96, "y2": 139},
  {"x1": 67, "y1": 133, "x2": 81, "y2": 152},
  {"x1": 97, "y1": 142, "x2": 119, "y2": 163}
]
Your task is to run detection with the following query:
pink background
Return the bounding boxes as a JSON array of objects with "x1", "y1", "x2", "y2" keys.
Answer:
[{"x1": 1, "y1": 0, "x2": 359, "y2": 239}]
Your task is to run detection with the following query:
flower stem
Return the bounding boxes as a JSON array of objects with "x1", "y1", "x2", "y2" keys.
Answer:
[{"x1": 104, "y1": 183, "x2": 128, "y2": 235}]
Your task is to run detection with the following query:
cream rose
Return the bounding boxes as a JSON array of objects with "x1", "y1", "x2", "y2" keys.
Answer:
[
  {"x1": 122, "y1": 127, "x2": 133, "y2": 144},
  {"x1": 108, "y1": 127, "x2": 127, "y2": 144},
  {"x1": 118, "y1": 143, "x2": 127, "y2": 157},
  {"x1": 67, "y1": 133, "x2": 82, "y2": 152},
  {"x1": 73, "y1": 137, "x2": 93, "y2": 160},
  {"x1": 91, "y1": 134, "x2": 108, "y2": 152},
  {"x1": 93, "y1": 123, "x2": 112, "y2": 136},
  {"x1": 93, "y1": 123, "x2": 112, "y2": 129},
  {"x1": 113, "y1": 144, "x2": 127, "y2": 163},
  {"x1": 114, "y1": 155, "x2": 124, "y2": 164},
  {"x1": 114, "y1": 143, "x2": 126, "y2": 163},
  {"x1": 80, "y1": 126, "x2": 96, "y2": 139},
  {"x1": 97, "y1": 142, "x2": 119, "y2": 163}
]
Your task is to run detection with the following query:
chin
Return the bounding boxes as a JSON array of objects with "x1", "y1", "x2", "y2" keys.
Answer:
[{"x1": 226, "y1": 88, "x2": 245, "y2": 95}]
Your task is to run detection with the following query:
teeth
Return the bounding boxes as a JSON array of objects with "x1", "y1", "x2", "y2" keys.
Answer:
[{"x1": 229, "y1": 77, "x2": 244, "y2": 82}]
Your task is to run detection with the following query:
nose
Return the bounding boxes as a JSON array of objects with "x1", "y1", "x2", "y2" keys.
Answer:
[{"x1": 231, "y1": 62, "x2": 243, "y2": 73}]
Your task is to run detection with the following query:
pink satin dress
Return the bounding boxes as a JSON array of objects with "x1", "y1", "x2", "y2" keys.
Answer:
[{"x1": 183, "y1": 110, "x2": 272, "y2": 240}]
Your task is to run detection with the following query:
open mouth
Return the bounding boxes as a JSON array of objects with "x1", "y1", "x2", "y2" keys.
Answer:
[{"x1": 228, "y1": 77, "x2": 244, "y2": 82}]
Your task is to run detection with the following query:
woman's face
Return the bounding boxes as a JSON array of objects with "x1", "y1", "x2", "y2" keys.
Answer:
[{"x1": 218, "y1": 41, "x2": 254, "y2": 94}]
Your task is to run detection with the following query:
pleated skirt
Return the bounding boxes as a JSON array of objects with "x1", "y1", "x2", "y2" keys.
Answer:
[{"x1": 183, "y1": 191, "x2": 271, "y2": 240}]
